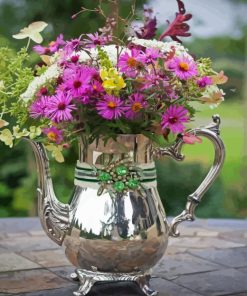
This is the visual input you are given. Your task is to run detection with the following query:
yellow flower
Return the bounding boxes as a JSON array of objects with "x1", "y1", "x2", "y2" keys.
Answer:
[
  {"x1": 12, "y1": 21, "x2": 48, "y2": 44},
  {"x1": 45, "y1": 144, "x2": 64, "y2": 163},
  {"x1": 29, "y1": 126, "x2": 42, "y2": 139},
  {"x1": 100, "y1": 68, "x2": 126, "y2": 93},
  {"x1": 0, "y1": 119, "x2": 9, "y2": 129},
  {"x1": 13, "y1": 125, "x2": 30, "y2": 139},
  {"x1": 0, "y1": 129, "x2": 14, "y2": 148}
]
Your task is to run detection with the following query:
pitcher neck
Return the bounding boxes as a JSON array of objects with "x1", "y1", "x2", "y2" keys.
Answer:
[{"x1": 78, "y1": 134, "x2": 154, "y2": 165}]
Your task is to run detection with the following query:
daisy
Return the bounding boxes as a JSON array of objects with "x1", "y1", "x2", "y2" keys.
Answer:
[
  {"x1": 29, "y1": 96, "x2": 49, "y2": 119},
  {"x1": 118, "y1": 49, "x2": 143, "y2": 78},
  {"x1": 83, "y1": 32, "x2": 110, "y2": 48},
  {"x1": 43, "y1": 126, "x2": 63, "y2": 144},
  {"x1": 167, "y1": 55, "x2": 198, "y2": 80},
  {"x1": 46, "y1": 92, "x2": 76, "y2": 122},
  {"x1": 125, "y1": 93, "x2": 147, "y2": 120},
  {"x1": 96, "y1": 95, "x2": 125, "y2": 120},
  {"x1": 161, "y1": 105, "x2": 189, "y2": 133},
  {"x1": 197, "y1": 76, "x2": 212, "y2": 88}
]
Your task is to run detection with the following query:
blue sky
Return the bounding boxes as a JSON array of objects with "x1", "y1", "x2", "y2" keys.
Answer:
[{"x1": 149, "y1": 0, "x2": 247, "y2": 38}]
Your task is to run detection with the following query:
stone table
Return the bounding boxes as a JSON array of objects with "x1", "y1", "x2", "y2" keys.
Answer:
[{"x1": 0, "y1": 217, "x2": 247, "y2": 296}]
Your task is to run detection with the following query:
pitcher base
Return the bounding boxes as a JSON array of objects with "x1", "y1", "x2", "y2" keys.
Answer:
[{"x1": 71, "y1": 269, "x2": 158, "y2": 296}]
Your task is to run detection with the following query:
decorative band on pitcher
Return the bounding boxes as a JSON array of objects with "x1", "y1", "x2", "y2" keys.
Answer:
[{"x1": 74, "y1": 160, "x2": 157, "y2": 191}]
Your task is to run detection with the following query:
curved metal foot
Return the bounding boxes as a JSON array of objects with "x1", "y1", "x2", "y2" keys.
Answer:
[
  {"x1": 71, "y1": 272, "x2": 79, "y2": 281},
  {"x1": 137, "y1": 275, "x2": 158, "y2": 296}
]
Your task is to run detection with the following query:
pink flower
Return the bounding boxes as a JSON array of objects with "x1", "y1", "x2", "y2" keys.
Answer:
[
  {"x1": 139, "y1": 48, "x2": 162, "y2": 64},
  {"x1": 83, "y1": 32, "x2": 110, "y2": 48},
  {"x1": 167, "y1": 55, "x2": 198, "y2": 80},
  {"x1": 49, "y1": 34, "x2": 65, "y2": 53},
  {"x1": 96, "y1": 95, "x2": 125, "y2": 120},
  {"x1": 125, "y1": 93, "x2": 147, "y2": 120},
  {"x1": 118, "y1": 49, "x2": 143, "y2": 78},
  {"x1": 183, "y1": 133, "x2": 202, "y2": 144},
  {"x1": 29, "y1": 96, "x2": 49, "y2": 119},
  {"x1": 161, "y1": 105, "x2": 189, "y2": 133},
  {"x1": 197, "y1": 76, "x2": 212, "y2": 88},
  {"x1": 64, "y1": 38, "x2": 82, "y2": 54},
  {"x1": 46, "y1": 92, "x2": 76, "y2": 122},
  {"x1": 62, "y1": 65, "x2": 98, "y2": 98},
  {"x1": 43, "y1": 126, "x2": 63, "y2": 144},
  {"x1": 33, "y1": 45, "x2": 50, "y2": 55}
]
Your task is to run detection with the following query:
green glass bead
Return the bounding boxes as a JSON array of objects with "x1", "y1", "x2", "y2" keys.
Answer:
[
  {"x1": 98, "y1": 171, "x2": 112, "y2": 182},
  {"x1": 113, "y1": 181, "x2": 125, "y2": 192},
  {"x1": 127, "y1": 179, "x2": 140, "y2": 189},
  {"x1": 115, "y1": 165, "x2": 128, "y2": 176}
]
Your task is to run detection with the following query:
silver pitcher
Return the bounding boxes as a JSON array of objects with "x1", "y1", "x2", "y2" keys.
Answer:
[{"x1": 27, "y1": 115, "x2": 225, "y2": 296}]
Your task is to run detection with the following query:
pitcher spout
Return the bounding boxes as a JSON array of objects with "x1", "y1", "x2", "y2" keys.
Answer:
[{"x1": 25, "y1": 138, "x2": 70, "y2": 245}]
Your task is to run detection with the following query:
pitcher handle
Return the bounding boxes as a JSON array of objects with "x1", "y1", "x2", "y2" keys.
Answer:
[{"x1": 153, "y1": 115, "x2": 225, "y2": 237}]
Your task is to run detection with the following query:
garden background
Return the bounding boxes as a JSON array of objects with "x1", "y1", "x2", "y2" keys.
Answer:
[{"x1": 0, "y1": 0, "x2": 246, "y2": 218}]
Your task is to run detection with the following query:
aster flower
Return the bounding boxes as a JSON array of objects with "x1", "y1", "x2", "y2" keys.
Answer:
[
  {"x1": 197, "y1": 76, "x2": 212, "y2": 88},
  {"x1": 46, "y1": 92, "x2": 76, "y2": 122},
  {"x1": 139, "y1": 48, "x2": 162, "y2": 64},
  {"x1": 83, "y1": 32, "x2": 110, "y2": 48},
  {"x1": 167, "y1": 55, "x2": 197, "y2": 80},
  {"x1": 29, "y1": 96, "x2": 49, "y2": 119},
  {"x1": 33, "y1": 45, "x2": 50, "y2": 55},
  {"x1": 161, "y1": 105, "x2": 189, "y2": 133},
  {"x1": 125, "y1": 93, "x2": 147, "y2": 120},
  {"x1": 118, "y1": 49, "x2": 143, "y2": 78},
  {"x1": 49, "y1": 34, "x2": 65, "y2": 53},
  {"x1": 43, "y1": 126, "x2": 63, "y2": 144},
  {"x1": 96, "y1": 95, "x2": 125, "y2": 120},
  {"x1": 64, "y1": 38, "x2": 83, "y2": 55}
]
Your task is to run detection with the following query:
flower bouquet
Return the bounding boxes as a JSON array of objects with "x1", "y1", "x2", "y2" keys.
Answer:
[{"x1": 0, "y1": 0, "x2": 227, "y2": 162}]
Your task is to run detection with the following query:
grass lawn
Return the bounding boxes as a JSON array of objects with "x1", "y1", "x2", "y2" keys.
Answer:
[{"x1": 182, "y1": 101, "x2": 244, "y2": 187}]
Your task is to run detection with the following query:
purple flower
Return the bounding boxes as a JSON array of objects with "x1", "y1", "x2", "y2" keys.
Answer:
[
  {"x1": 135, "y1": 6, "x2": 157, "y2": 39},
  {"x1": 167, "y1": 55, "x2": 198, "y2": 80},
  {"x1": 46, "y1": 92, "x2": 76, "y2": 122},
  {"x1": 125, "y1": 93, "x2": 147, "y2": 120},
  {"x1": 139, "y1": 48, "x2": 162, "y2": 64},
  {"x1": 49, "y1": 34, "x2": 65, "y2": 53},
  {"x1": 43, "y1": 126, "x2": 63, "y2": 144},
  {"x1": 118, "y1": 49, "x2": 143, "y2": 78},
  {"x1": 161, "y1": 105, "x2": 189, "y2": 133},
  {"x1": 83, "y1": 32, "x2": 110, "y2": 48},
  {"x1": 64, "y1": 38, "x2": 83, "y2": 55},
  {"x1": 96, "y1": 95, "x2": 125, "y2": 120},
  {"x1": 33, "y1": 45, "x2": 50, "y2": 55},
  {"x1": 29, "y1": 96, "x2": 49, "y2": 119},
  {"x1": 197, "y1": 76, "x2": 212, "y2": 88},
  {"x1": 62, "y1": 65, "x2": 98, "y2": 98}
]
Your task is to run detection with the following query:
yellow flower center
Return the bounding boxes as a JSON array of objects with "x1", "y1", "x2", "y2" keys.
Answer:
[
  {"x1": 47, "y1": 131, "x2": 57, "y2": 142},
  {"x1": 127, "y1": 57, "x2": 138, "y2": 68},
  {"x1": 179, "y1": 62, "x2": 189, "y2": 71},
  {"x1": 107, "y1": 101, "x2": 117, "y2": 109},
  {"x1": 132, "y1": 102, "x2": 142, "y2": 112},
  {"x1": 93, "y1": 84, "x2": 97, "y2": 90}
]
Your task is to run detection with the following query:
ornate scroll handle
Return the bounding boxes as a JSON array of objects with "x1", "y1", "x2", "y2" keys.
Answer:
[{"x1": 153, "y1": 115, "x2": 225, "y2": 237}]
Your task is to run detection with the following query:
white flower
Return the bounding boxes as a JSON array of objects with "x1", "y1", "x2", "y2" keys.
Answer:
[
  {"x1": 12, "y1": 21, "x2": 48, "y2": 44},
  {"x1": 13, "y1": 125, "x2": 30, "y2": 139},
  {"x1": 0, "y1": 129, "x2": 14, "y2": 148},
  {"x1": 20, "y1": 63, "x2": 62, "y2": 102},
  {"x1": 45, "y1": 144, "x2": 64, "y2": 163},
  {"x1": 200, "y1": 85, "x2": 225, "y2": 109},
  {"x1": 130, "y1": 37, "x2": 189, "y2": 56},
  {"x1": 29, "y1": 126, "x2": 42, "y2": 139}
]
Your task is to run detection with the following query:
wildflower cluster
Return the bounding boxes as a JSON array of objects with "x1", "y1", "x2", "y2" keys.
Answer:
[{"x1": 0, "y1": 1, "x2": 228, "y2": 162}]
